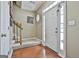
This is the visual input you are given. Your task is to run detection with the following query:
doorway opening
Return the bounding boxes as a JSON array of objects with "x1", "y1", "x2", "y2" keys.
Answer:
[{"x1": 42, "y1": 1, "x2": 67, "y2": 58}]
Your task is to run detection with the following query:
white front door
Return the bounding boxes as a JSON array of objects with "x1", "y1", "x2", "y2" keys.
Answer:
[
  {"x1": 45, "y1": 6, "x2": 58, "y2": 52},
  {"x1": 0, "y1": 1, "x2": 10, "y2": 55}
]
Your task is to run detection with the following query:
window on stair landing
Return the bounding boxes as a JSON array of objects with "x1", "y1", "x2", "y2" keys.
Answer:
[{"x1": 27, "y1": 16, "x2": 34, "y2": 24}]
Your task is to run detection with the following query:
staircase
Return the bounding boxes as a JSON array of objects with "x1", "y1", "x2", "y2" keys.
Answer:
[
  {"x1": 12, "y1": 20, "x2": 41, "y2": 49},
  {"x1": 12, "y1": 20, "x2": 23, "y2": 45},
  {"x1": 12, "y1": 37, "x2": 41, "y2": 49}
]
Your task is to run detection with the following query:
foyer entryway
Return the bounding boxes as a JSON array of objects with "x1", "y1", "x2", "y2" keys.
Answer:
[{"x1": 12, "y1": 45, "x2": 61, "y2": 58}]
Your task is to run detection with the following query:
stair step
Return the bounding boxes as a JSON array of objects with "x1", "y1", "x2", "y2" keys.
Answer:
[{"x1": 12, "y1": 39, "x2": 41, "y2": 49}]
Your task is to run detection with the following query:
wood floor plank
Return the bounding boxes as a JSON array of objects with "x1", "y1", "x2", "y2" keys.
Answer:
[{"x1": 12, "y1": 44, "x2": 61, "y2": 58}]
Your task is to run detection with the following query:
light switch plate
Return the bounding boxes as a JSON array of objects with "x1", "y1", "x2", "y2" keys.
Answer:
[{"x1": 68, "y1": 20, "x2": 75, "y2": 26}]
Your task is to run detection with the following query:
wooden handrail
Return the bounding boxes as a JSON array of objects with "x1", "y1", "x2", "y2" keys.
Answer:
[
  {"x1": 13, "y1": 20, "x2": 23, "y2": 45},
  {"x1": 13, "y1": 21, "x2": 23, "y2": 29}
]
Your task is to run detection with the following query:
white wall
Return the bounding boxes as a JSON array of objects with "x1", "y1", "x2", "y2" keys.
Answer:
[
  {"x1": 12, "y1": 5, "x2": 37, "y2": 39},
  {"x1": 67, "y1": 1, "x2": 79, "y2": 58}
]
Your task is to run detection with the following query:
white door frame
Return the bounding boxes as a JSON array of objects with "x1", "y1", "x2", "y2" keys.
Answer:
[
  {"x1": 57, "y1": 2, "x2": 67, "y2": 58},
  {"x1": 42, "y1": 1, "x2": 67, "y2": 58},
  {"x1": 0, "y1": 1, "x2": 1, "y2": 54},
  {"x1": 42, "y1": 15, "x2": 45, "y2": 46}
]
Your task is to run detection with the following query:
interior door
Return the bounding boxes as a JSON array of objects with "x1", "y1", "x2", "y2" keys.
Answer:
[
  {"x1": 45, "y1": 6, "x2": 58, "y2": 52},
  {"x1": 0, "y1": 2, "x2": 10, "y2": 55}
]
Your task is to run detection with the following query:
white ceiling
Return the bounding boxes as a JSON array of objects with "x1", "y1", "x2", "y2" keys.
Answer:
[{"x1": 16, "y1": 1, "x2": 45, "y2": 11}]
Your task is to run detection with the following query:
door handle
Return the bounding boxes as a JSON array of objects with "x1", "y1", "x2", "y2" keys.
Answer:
[{"x1": 1, "y1": 34, "x2": 6, "y2": 37}]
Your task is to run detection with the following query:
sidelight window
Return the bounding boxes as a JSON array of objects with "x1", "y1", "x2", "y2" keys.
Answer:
[{"x1": 60, "y1": 5, "x2": 64, "y2": 50}]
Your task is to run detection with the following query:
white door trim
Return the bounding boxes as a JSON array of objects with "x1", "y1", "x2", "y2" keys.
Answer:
[
  {"x1": 42, "y1": 15, "x2": 45, "y2": 46},
  {"x1": 57, "y1": 2, "x2": 67, "y2": 58},
  {"x1": 43, "y1": 1, "x2": 61, "y2": 13}
]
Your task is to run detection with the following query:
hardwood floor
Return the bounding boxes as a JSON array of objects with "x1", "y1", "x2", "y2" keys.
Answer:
[{"x1": 12, "y1": 44, "x2": 61, "y2": 58}]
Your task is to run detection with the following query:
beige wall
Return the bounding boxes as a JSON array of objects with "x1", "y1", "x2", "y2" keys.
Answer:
[
  {"x1": 67, "y1": 1, "x2": 79, "y2": 58},
  {"x1": 35, "y1": 8, "x2": 42, "y2": 40},
  {"x1": 12, "y1": 5, "x2": 37, "y2": 39}
]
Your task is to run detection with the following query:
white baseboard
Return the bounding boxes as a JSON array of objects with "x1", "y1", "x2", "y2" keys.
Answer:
[
  {"x1": 58, "y1": 53, "x2": 65, "y2": 58},
  {"x1": 41, "y1": 40, "x2": 46, "y2": 46},
  {"x1": 8, "y1": 49, "x2": 13, "y2": 58}
]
